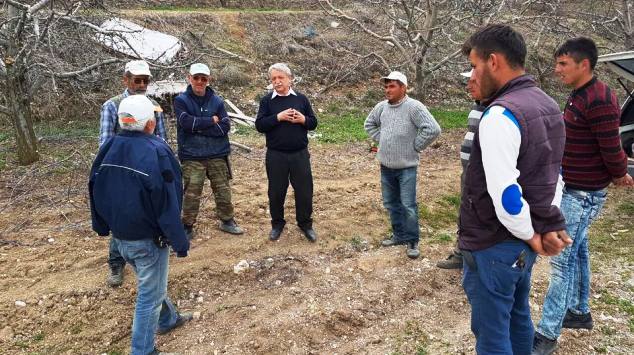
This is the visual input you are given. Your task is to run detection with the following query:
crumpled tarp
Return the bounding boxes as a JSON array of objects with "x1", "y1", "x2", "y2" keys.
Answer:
[{"x1": 96, "y1": 17, "x2": 182, "y2": 64}]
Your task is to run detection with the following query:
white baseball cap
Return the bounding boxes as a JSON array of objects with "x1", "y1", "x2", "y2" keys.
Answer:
[
  {"x1": 125, "y1": 60, "x2": 152, "y2": 77},
  {"x1": 461, "y1": 69, "x2": 473, "y2": 78},
  {"x1": 381, "y1": 71, "x2": 407, "y2": 86},
  {"x1": 118, "y1": 95, "x2": 156, "y2": 131},
  {"x1": 189, "y1": 63, "x2": 210, "y2": 76}
]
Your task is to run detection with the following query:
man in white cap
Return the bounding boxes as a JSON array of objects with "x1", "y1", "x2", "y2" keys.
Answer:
[
  {"x1": 99, "y1": 59, "x2": 169, "y2": 287},
  {"x1": 364, "y1": 71, "x2": 441, "y2": 259},
  {"x1": 174, "y1": 63, "x2": 243, "y2": 239},
  {"x1": 437, "y1": 68, "x2": 487, "y2": 270},
  {"x1": 90, "y1": 95, "x2": 192, "y2": 355}
]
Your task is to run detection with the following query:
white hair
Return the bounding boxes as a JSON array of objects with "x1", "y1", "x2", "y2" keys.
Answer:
[{"x1": 268, "y1": 63, "x2": 293, "y2": 79}]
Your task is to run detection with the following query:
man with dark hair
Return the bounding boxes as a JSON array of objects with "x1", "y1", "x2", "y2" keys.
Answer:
[
  {"x1": 365, "y1": 71, "x2": 441, "y2": 259},
  {"x1": 458, "y1": 24, "x2": 572, "y2": 353},
  {"x1": 174, "y1": 63, "x2": 243, "y2": 240},
  {"x1": 437, "y1": 69, "x2": 486, "y2": 269},
  {"x1": 532, "y1": 37, "x2": 633, "y2": 355},
  {"x1": 255, "y1": 63, "x2": 318, "y2": 242},
  {"x1": 99, "y1": 60, "x2": 168, "y2": 287}
]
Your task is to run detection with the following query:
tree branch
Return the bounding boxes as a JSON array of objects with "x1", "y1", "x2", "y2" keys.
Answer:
[
  {"x1": 52, "y1": 58, "x2": 121, "y2": 78},
  {"x1": 0, "y1": 104, "x2": 9, "y2": 116},
  {"x1": 27, "y1": 0, "x2": 53, "y2": 16}
]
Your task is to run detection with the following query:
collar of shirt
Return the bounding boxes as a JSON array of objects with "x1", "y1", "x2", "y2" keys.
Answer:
[{"x1": 272, "y1": 88, "x2": 297, "y2": 99}]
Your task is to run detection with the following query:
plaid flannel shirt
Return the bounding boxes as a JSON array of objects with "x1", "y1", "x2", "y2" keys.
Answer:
[{"x1": 99, "y1": 90, "x2": 167, "y2": 146}]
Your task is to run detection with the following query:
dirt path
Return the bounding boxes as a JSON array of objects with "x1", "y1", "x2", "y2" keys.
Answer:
[{"x1": 0, "y1": 132, "x2": 632, "y2": 354}]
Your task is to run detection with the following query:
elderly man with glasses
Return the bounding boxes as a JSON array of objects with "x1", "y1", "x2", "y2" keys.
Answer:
[
  {"x1": 173, "y1": 63, "x2": 243, "y2": 241},
  {"x1": 99, "y1": 60, "x2": 168, "y2": 288}
]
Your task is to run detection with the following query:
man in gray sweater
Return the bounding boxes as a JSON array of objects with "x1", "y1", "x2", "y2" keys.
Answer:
[{"x1": 364, "y1": 71, "x2": 441, "y2": 258}]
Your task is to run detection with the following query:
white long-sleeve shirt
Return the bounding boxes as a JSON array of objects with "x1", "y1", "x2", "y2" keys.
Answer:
[{"x1": 480, "y1": 105, "x2": 563, "y2": 240}]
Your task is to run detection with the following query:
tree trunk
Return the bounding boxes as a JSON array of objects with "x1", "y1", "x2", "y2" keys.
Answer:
[
  {"x1": 4, "y1": 4, "x2": 39, "y2": 165},
  {"x1": 6, "y1": 68, "x2": 39, "y2": 165}
]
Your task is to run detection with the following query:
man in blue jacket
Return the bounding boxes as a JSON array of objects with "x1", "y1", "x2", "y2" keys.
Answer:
[
  {"x1": 174, "y1": 63, "x2": 243, "y2": 239},
  {"x1": 89, "y1": 95, "x2": 192, "y2": 355}
]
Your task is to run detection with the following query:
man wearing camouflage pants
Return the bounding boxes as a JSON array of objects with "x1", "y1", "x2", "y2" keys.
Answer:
[{"x1": 174, "y1": 63, "x2": 243, "y2": 238}]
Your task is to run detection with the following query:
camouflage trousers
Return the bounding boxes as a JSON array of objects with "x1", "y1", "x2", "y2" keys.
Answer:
[{"x1": 181, "y1": 158, "x2": 234, "y2": 226}]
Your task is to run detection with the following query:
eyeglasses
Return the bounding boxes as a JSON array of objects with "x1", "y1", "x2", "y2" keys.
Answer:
[
  {"x1": 192, "y1": 75, "x2": 209, "y2": 83},
  {"x1": 133, "y1": 78, "x2": 150, "y2": 85}
]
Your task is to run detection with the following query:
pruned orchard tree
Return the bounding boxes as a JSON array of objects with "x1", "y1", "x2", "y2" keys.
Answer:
[
  {"x1": 0, "y1": 0, "x2": 129, "y2": 165},
  {"x1": 570, "y1": 0, "x2": 634, "y2": 51},
  {"x1": 319, "y1": 0, "x2": 568, "y2": 99}
]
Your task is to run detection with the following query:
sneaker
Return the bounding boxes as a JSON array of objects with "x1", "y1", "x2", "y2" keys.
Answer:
[
  {"x1": 562, "y1": 310, "x2": 593, "y2": 330},
  {"x1": 220, "y1": 218, "x2": 244, "y2": 235},
  {"x1": 436, "y1": 251, "x2": 463, "y2": 269},
  {"x1": 107, "y1": 266, "x2": 124, "y2": 287},
  {"x1": 184, "y1": 224, "x2": 194, "y2": 240},
  {"x1": 406, "y1": 241, "x2": 420, "y2": 259},
  {"x1": 156, "y1": 312, "x2": 194, "y2": 335},
  {"x1": 381, "y1": 235, "x2": 402, "y2": 247},
  {"x1": 532, "y1": 332, "x2": 557, "y2": 355}
]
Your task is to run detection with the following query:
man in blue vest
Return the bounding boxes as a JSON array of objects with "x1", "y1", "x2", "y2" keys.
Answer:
[
  {"x1": 99, "y1": 60, "x2": 168, "y2": 287},
  {"x1": 458, "y1": 24, "x2": 572, "y2": 354},
  {"x1": 174, "y1": 63, "x2": 243, "y2": 240},
  {"x1": 90, "y1": 95, "x2": 191, "y2": 355}
]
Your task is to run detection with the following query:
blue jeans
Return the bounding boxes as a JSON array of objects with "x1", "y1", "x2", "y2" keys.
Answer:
[
  {"x1": 536, "y1": 187, "x2": 607, "y2": 340},
  {"x1": 114, "y1": 238, "x2": 181, "y2": 355},
  {"x1": 380, "y1": 165, "x2": 419, "y2": 243},
  {"x1": 462, "y1": 241, "x2": 537, "y2": 355}
]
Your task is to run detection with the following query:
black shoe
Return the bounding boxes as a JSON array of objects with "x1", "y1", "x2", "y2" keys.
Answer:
[
  {"x1": 107, "y1": 266, "x2": 124, "y2": 287},
  {"x1": 269, "y1": 227, "x2": 283, "y2": 241},
  {"x1": 562, "y1": 310, "x2": 593, "y2": 330},
  {"x1": 437, "y1": 251, "x2": 463, "y2": 269},
  {"x1": 156, "y1": 312, "x2": 193, "y2": 335},
  {"x1": 532, "y1": 332, "x2": 557, "y2": 355},
  {"x1": 301, "y1": 227, "x2": 317, "y2": 242}
]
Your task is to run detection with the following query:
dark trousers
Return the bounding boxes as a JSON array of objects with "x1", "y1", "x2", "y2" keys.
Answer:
[
  {"x1": 265, "y1": 148, "x2": 313, "y2": 230},
  {"x1": 108, "y1": 237, "x2": 126, "y2": 270}
]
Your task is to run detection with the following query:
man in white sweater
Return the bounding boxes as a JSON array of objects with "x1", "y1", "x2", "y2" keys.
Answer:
[{"x1": 364, "y1": 71, "x2": 441, "y2": 258}]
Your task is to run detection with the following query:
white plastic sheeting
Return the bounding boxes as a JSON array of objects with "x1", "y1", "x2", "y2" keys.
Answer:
[{"x1": 96, "y1": 18, "x2": 182, "y2": 64}]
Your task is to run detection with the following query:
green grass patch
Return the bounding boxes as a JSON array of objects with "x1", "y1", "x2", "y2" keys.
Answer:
[
  {"x1": 617, "y1": 201, "x2": 634, "y2": 214},
  {"x1": 316, "y1": 110, "x2": 367, "y2": 144},
  {"x1": 32, "y1": 332, "x2": 45, "y2": 342},
  {"x1": 314, "y1": 106, "x2": 468, "y2": 144},
  {"x1": 420, "y1": 193, "x2": 461, "y2": 230},
  {"x1": 35, "y1": 119, "x2": 98, "y2": 140},
  {"x1": 431, "y1": 233, "x2": 454, "y2": 244},
  {"x1": 429, "y1": 109, "x2": 469, "y2": 130}
]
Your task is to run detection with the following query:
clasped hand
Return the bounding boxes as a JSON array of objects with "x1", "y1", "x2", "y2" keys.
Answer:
[
  {"x1": 277, "y1": 108, "x2": 305, "y2": 125},
  {"x1": 526, "y1": 230, "x2": 572, "y2": 256}
]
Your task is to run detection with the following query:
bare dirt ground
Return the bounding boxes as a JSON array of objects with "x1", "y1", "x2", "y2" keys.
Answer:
[{"x1": 0, "y1": 130, "x2": 632, "y2": 354}]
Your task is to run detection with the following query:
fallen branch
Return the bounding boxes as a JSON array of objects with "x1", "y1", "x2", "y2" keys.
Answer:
[{"x1": 230, "y1": 140, "x2": 252, "y2": 152}]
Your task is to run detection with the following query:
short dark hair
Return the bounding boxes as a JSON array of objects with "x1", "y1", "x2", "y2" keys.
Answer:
[
  {"x1": 462, "y1": 24, "x2": 526, "y2": 69},
  {"x1": 554, "y1": 37, "x2": 598, "y2": 70}
]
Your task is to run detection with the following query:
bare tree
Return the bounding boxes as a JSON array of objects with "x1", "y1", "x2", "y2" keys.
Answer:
[
  {"x1": 0, "y1": 0, "x2": 126, "y2": 165},
  {"x1": 319, "y1": 0, "x2": 567, "y2": 99},
  {"x1": 571, "y1": 0, "x2": 634, "y2": 50}
]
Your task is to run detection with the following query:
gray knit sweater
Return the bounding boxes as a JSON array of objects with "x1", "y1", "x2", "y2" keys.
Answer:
[{"x1": 364, "y1": 96, "x2": 441, "y2": 169}]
